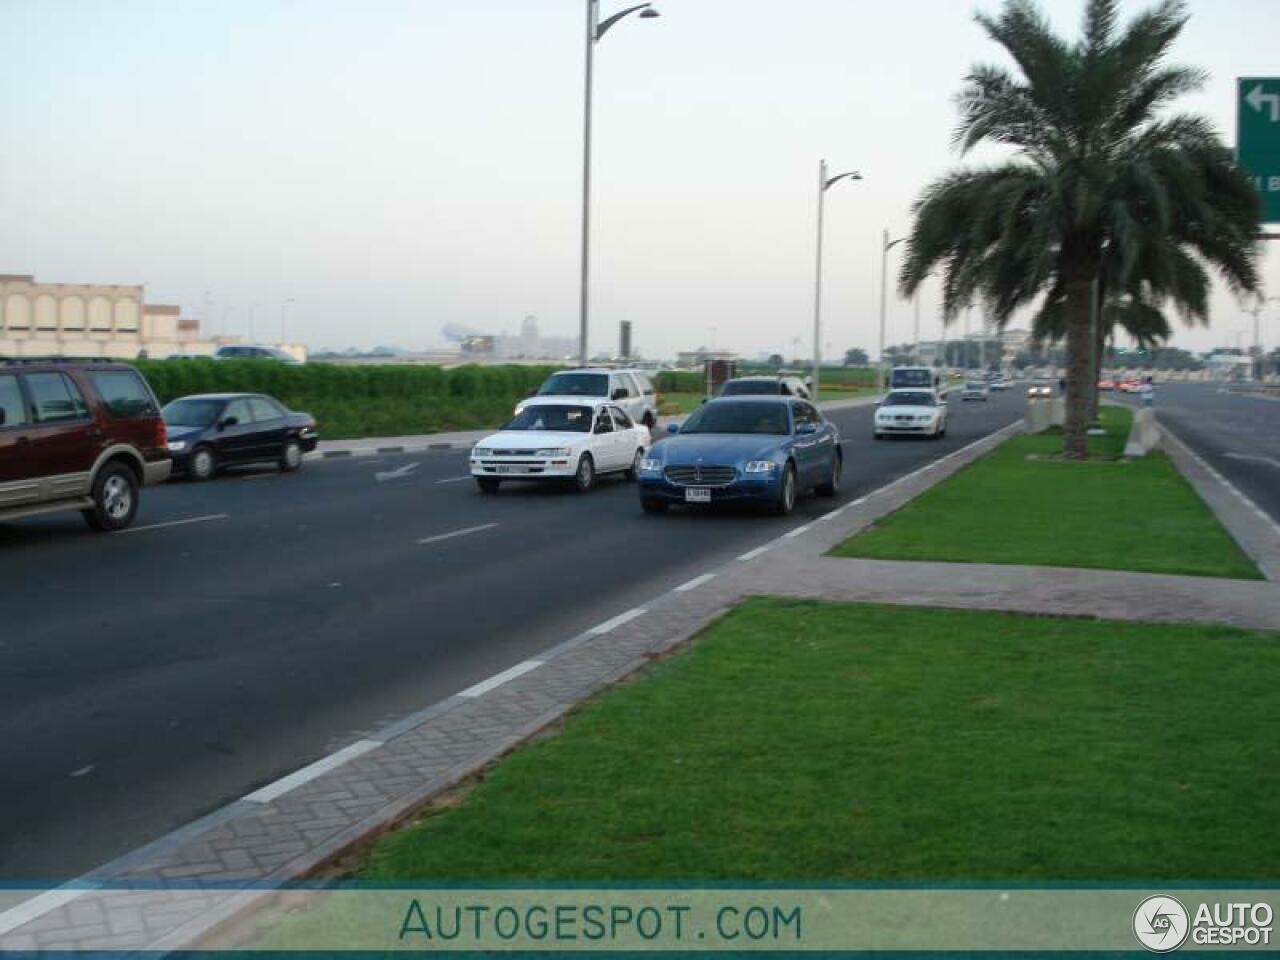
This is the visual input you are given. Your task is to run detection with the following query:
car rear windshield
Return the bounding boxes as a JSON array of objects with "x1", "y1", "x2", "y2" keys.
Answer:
[
  {"x1": 90, "y1": 371, "x2": 157, "y2": 418},
  {"x1": 885, "y1": 391, "x2": 935, "y2": 407},
  {"x1": 537, "y1": 373, "x2": 608, "y2": 397},
  {"x1": 680, "y1": 401, "x2": 789, "y2": 435},
  {"x1": 162, "y1": 397, "x2": 225, "y2": 428},
  {"x1": 504, "y1": 405, "x2": 592, "y2": 432},
  {"x1": 891, "y1": 369, "x2": 933, "y2": 387},
  {"x1": 720, "y1": 380, "x2": 779, "y2": 396}
]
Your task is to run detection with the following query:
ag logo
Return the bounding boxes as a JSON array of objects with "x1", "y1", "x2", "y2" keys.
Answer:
[{"x1": 1134, "y1": 895, "x2": 1190, "y2": 952}]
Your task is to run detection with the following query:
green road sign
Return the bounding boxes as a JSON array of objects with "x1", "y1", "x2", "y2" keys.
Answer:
[{"x1": 1238, "y1": 77, "x2": 1280, "y2": 224}]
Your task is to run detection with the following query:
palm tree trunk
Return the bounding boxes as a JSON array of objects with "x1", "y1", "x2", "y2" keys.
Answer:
[
  {"x1": 1063, "y1": 278, "x2": 1092, "y2": 459},
  {"x1": 1089, "y1": 322, "x2": 1106, "y2": 423}
]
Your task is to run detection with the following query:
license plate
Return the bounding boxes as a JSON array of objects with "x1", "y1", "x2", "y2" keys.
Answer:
[
  {"x1": 495, "y1": 466, "x2": 520, "y2": 475},
  {"x1": 685, "y1": 487, "x2": 712, "y2": 503}
]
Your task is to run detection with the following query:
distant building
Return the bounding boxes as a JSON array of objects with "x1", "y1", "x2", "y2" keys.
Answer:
[
  {"x1": 0, "y1": 273, "x2": 304, "y2": 360},
  {"x1": 676, "y1": 349, "x2": 736, "y2": 369}
]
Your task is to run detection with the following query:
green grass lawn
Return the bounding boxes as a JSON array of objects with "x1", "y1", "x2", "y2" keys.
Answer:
[
  {"x1": 834, "y1": 405, "x2": 1260, "y2": 579},
  {"x1": 363, "y1": 599, "x2": 1280, "y2": 882}
]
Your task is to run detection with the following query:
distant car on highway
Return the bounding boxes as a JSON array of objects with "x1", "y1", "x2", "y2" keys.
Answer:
[
  {"x1": 989, "y1": 376, "x2": 1009, "y2": 391},
  {"x1": 637, "y1": 396, "x2": 839, "y2": 516},
  {"x1": 519, "y1": 368, "x2": 657, "y2": 428},
  {"x1": 0, "y1": 359, "x2": 170, "y2": 531},
  {"x1": 1097, "y1": 378, "x2": 1116, "y2": 391},
  {"x1": 214, "y1": 344, "x2": 304, "y2": 365},
  {"x1": 718, "y1": 375, "x2": 813, "y2": 401},
  {"x1": 961, "y1": 380, "x2": 991, "y2": 401},
  {"x1": 1027, "y1": 382, "x2": 1054, "y2": 398},
  {"x1": 874, "y1": 389, "x2": 948, "y2": 440},
  {"x1": 162, "y1": 393, "x2": 318, "y2": 481},
  {"x1": 470, "y1": 397, "x2": 649, "y2": 494}
]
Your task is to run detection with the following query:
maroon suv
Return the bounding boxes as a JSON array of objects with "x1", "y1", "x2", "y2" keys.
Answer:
[{"x1": 0, "y1": 359, "x2": 171, "y2": 531}]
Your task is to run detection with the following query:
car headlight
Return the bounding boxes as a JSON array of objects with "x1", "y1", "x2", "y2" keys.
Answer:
[
  {"x1": 473, "y1": 447, "x2": 492, "y2": 457},
  {"x1": 639, "y1": 457, "x2": 663, "y2": 473},
  {"x1": 744, "y1": 460, "x2": 778, "y2": 473},
  {"x1": 167, "y1": 440, "x2": 187, "y2": 452},
  {"x1": 536, "y1": 447, "x2": 570, "y2": 457},
  {"x1": 915, "y1": 415, "x2": 933, "y2": 422}
]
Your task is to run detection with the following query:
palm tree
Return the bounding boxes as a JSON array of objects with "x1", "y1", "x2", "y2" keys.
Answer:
[{"x1": 899, "y1": 0, "x2": 1261, "y2": 458}]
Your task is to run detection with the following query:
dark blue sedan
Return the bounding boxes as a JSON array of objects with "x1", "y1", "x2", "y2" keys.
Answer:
[{"x1": 636, "y1": 396, "x2": 841, "y2": 515}]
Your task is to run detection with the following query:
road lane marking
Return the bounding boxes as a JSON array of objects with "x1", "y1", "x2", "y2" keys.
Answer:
[
  {"x1": 245, "y1": 740, "x2": 382, "y2": 804},
  {"x1": 0, "y1": 886, "x2": 97, "y2": 937},
  {"x1": 587, "y1": 607, "x2": 646, "y2": 636},
  {"x1": 674, "y1": 573, "x2": 717, "y2": 592},
  {"x1": 435, "y1": 476, "x2": 474, "y2": 484},
  {"x1": 784, "y1": 524, "x2": 812, "y2": 538},
  {"x1": 457, "y1": 660, "x2": 544, "y2": 699},
  {"x1": 120, "y1": 513, "x2": 229, "y2": 535},
  {"x1": 1224, "y1": 453, "x2": 1280, "y2": 469},
  {"x1": 376, "y1": 462, "x2": 420, "y2": 483},
  {"x1": 738, "y1": 546, "x2": 769, "y2": 561},
  {"x1": 417, "y1": 522, "x2": 499, "y2": 545}
]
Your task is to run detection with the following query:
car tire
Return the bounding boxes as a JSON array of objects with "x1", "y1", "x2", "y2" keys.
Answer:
[
  {"x1": 641, "y1": 499, "x2": 668, "y2": 515},
  {"x1": 573, "y1": 453, "x2": 595, "y2": 493},
  {"x1": 82, "y1": 462, "x2": 140, "y2": 532},
  {"x1": 476, "y1": 477, "x2": 501, "y2": 494},
  {"x1": 771, "y1": 463, "x2": 797, "y2": 516},
  {"x1": 624, "y1": 449, "x2": 644, "y2": 481},
  {"x1": 188, "y1": 445, "x2": 216, "y2": 482},
  {"x1": 816, "y1": 453, "x2": 841, "y2": 497},
  {"x1": 280, "y1": 439, "x2": 303, "y2": 473}
]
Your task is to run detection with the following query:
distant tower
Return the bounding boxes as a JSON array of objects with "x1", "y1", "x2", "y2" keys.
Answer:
[
  {"x1": 620, "y1": 321, "x2": 632, "y2": 361},
  {"x1": 521, "y1": 315, "x2": 539, "y2": 355}
]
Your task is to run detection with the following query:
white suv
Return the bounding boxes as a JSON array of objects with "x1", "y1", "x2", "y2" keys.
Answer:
[{"x1": 519, "y1": 368, "x2": 658, "y2": 428}]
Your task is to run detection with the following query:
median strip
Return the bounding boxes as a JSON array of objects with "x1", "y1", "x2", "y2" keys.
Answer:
[{"x1": 417, "y1": 522, "x2": 499, "y2": 545}]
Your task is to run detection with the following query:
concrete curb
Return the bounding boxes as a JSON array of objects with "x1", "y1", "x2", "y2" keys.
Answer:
[
  {"x1": 1159, "y1": 420, "x2": 1280, "y2": 582},
  {"x1": 0, "y1": 410, "x2": 1012, "y2": 954}
]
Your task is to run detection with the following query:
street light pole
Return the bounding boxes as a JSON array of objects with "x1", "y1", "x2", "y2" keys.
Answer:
[
  {"x1": 878, "y1": 229, "x2": 906, "y2": 394},
  {"x1": 578, "y1": 1, "x2": 660, "y2": 367},
  {"x1": 811, "y1": 160, "x2": 861, "y2": 400}
]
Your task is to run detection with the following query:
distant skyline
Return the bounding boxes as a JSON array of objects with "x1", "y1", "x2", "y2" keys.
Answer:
[{"x1": 1, "y1": 0, "x2": 1275, "y2": 359}]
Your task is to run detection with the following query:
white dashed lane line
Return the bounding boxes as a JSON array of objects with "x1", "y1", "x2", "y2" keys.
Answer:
[
  {"x1": 120, "y1": 514, "x2": 230, "y2": 535},
  {"x1": 674, "y1": 573, "x2": 717, "y2": 593},
  {"x1": 417, "y1": 522, "x2": 500, "y2": 545}
]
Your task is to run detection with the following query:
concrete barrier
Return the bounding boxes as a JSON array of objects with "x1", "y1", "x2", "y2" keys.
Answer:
[
  {"x1": 1024, "y1": 397, "x2": 1066, "y2": 432},
  {"x1": 1123, "y1": 406, "x2": 1160, "y2": 457}
]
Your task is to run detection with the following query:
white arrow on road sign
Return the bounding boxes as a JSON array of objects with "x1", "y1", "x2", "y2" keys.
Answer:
[
  {"x1": 1247, "y1": 83, "x2": 1280, "y2": 122},
  {"x1": 375, "y1": 461, "x2": 420, "y2": 482}
]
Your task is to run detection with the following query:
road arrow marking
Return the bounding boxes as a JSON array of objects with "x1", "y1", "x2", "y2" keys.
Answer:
[
  {"x1": 1247, "y1": 83, "x2": 1280, "y2": 122},
  {"x1": 375, "y1": 461, "x2": 419, "y2": 483}
]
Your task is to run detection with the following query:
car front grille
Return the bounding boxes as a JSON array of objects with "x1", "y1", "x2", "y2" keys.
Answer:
[
  {"x1": 664, "y1": 465, "x2": 736, "y2": 486},
  {"x1": 491, "y1": 449, "x2": 538, "y2": 457}
]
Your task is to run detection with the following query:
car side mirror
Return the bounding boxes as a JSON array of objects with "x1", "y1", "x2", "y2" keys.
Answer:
[
  {"x1": 220, "y1": 416, "x2": 238, "y2": 429},
  {"x1": 611, "y1": 388, "x2": 627, "y2": 401},
  {"x1": 796, "y1": 422, "x2": 818, "y2": 436},
  {"x1": 667, "y1": 423, "x2": 680, "y2": 435}
]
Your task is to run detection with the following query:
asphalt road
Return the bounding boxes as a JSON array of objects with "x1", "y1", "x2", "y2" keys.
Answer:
[
  {"x1": 0, "y1": 391, "x2": 1026, "y2": 880},
  {"x1": 1138, "y1": 383, "x2": 1280, "y2": 526}
]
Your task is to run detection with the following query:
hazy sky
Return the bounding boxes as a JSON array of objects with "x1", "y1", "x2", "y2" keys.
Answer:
[{"x1": 1, "y1": 0, "x2": 1276, "y2": 359}]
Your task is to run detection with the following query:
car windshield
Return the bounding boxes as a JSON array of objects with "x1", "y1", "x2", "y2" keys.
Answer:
[
  {"x1": 503, "y1": 405, "x2": 593, "y2": 433},
  {"x1": 162, "y1": 397, "x2": 224, "y2": 427},
  {"x1": 891, "y1": 369, "x2": 933, "y2": 387},
  {"x1": 680, "y1": 401, "x2": 789, "y2": 435},
  {"x1": 720, "y1": 380, "x2": 779, "y2": 396},
  {"x1": 885, "y1": 391, "x2": 935, "y2": 407},
  {"x1": 537, "y1": 373, "x2": 608, "y2": 397}
]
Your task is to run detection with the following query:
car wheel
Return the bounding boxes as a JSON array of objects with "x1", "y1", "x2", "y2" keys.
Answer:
[
  {"x1": 280, "y1": 439, "x2": 303, "y2": 472},
  {"x1": 82, "y1": 462, "x2": 139, "y2": 532},
  {"x1": 624, "y1": 448, "x2": 644, "y2": 481},
  {"x1": 573, "y1": 453, "x2": 595, "y2": 493},
  {"x1": 816, "y1": 453, "x2": 841, "y2": 497},
  {"x1": 641, "y1": 499, "x2": 668, "y2": 515},
  {"x1": 771, "y1": 463, "x2": 797, "y2": 516},
  {"x1": 476, "y1": 477, "x2": 501, "y2": 494},
  {"x1": 188, "y1": 445, "x2": 216, "y2": 482}
]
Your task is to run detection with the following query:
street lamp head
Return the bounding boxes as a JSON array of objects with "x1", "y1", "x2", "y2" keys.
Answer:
[{"x1": 639, "y1": 6, "x2": 661, "y2": 17}]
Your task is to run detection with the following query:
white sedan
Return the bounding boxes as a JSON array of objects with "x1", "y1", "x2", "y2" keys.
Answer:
[
  {"x1": 470, "y1": 398, "x2": 650, "y2": 494},
  {"x1": 873, "y1": 389, "x2": 948, "y2": 440}
]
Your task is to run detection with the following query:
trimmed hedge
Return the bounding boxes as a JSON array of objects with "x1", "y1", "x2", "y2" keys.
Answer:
[{"x1": 132, "y1": 360, "x2": 560, "y2": 440}]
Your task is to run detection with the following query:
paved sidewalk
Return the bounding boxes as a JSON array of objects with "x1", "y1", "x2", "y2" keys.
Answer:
[
  {"x1": 7, "y1": 410, "x2": 1278, "y2": 952},
  {"x1": 309, "y1": 395, "x2": 879, "y2": 459}
]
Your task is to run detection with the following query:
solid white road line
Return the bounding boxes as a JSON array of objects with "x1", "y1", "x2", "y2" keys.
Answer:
[
  {"x1": 417, "y1": 522, "x2": 499, "y2": 545},
  {"x1": 738, "y1": 546, "x2": 770, "y2": 561},
  {"x1": 120, "y1": 514, "x2": 229, "y2": 535},
  {"x1": 457, "y1": 660, "x2": 544, "y2": 699},
  {"x1": 674, "y1": 573, "x2": 717, "y2": 593},
  {"x1": 245, "y1": 740, "x2": 382, "y2": 804},
  {"x1": 588, "y1": 607, "x2": 647, "y2": 636}
]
